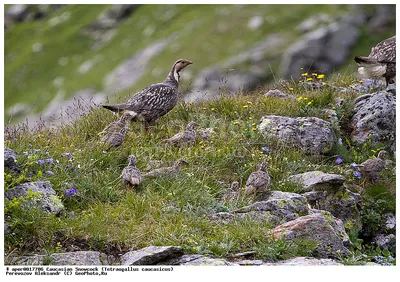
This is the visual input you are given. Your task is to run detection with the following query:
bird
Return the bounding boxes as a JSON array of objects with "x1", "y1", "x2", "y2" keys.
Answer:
[
  {"x1": 162, "y1": 121, "x2": 199, "y2": 146},
  {"x1": 354, "y1": 35, "x2": 396, "y2": 86},
  {"x1": 356, "y1": 150, "x2": 387, "y2": 182},
  {"x1": 101, "y1": 59, "x2": 193, "y2": 131},
  {"x1": 197, "y1": 127, "x2": 214, "y2": 140},
  {"x1": 143, "y1": 159, "x2": 188, "y2": 179},
  {"x1": 244, "y1": 162, "x2": 271, "y2": 194},
  {"x1": 100, "y1": 127, "x2": 128, "y2": 149},
  {"x1": 98, "y1": 112, "x2": 133, "y2": 136},
  {"x1": 121, "y1": 155, "x2": 142, "y2": 187}
]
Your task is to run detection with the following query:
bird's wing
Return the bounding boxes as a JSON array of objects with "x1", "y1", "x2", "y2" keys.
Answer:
[{"x1": 127, "y1": 83, "x2": 177, "y2": 111}]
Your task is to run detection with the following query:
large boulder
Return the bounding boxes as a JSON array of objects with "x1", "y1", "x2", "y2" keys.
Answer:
[
  {"x1": 263, "y1": 256, "x2": 343, "y2": 266},
  {"x1": 272, "y1": 212, "x2": 351, "y2": 258},
  {"x1": 258, "y1": 115, "x2": 336, "y2": 154},
  {"x1": 280, "y1": 15, "x2": 362, "y2": 79},
  {"x1": 8, "y1": 251, "x2": 107, "y2": 265},
  {"x1": 5, "y1": 181, "x2": 64, "y2": 214},
  {"x1": 351, "y1": 88, "x2": 396, "y2": 153},
  {"x1": 233, "y1": 191, "x2": 310, "y2": 226},
  {"x1": 162, "y1": 254, "x2": 236, "y2": 266},
  {"x1": 120, "y1": 246, "x2": 183, "y2": 265},
  {"x1": 4, "y1": 146, "x2": 17, "y2": 168},
  {"x1": 288, "y1": 171, "x2": 346, "y2": 192}
]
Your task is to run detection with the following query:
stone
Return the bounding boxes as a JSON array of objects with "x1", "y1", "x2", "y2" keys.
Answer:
[
  {"x1": 4, "y1": 146, "x2": 17, "y2": 168},
  {"x1": 237, "y1": 260, "x2": 263, "y2": 265},
  {"x1": 280, "y1": 15, "x2": 362, "y2": 79},
  {"x1": 162, "y1": 254, "x2": 236, "y2": 266},
  {"x1": 9, "y1": 251, "x2": 107, "y2": 265},
  {"x1": 304, "y1": 188, "x2": 362, "y2": 232},
  {"x1": 288, "y1": 171, "x2": 346, "y2": 192},
  {"x1": 372, "y1": 234, "x2": 396, "y2": 251},
  {"x1": 272, "y1": 213, "x2": 351, "y2": 258},
  {"x1": 263, "y1": 89, "x2": 295, "y2": 99},
  {"x1": 258, "y1": 116, "x2": 336, "y2": 155},
  {"x1": 233, "y1": 191, "x2": 309, "y2": 226},
  {"x1": 120, "y1": 246, "x2": 183, "y2": 265},
  {"x1": 5, "y1": 181, "x2": 64, "y2": 214},
  {"x1": 296, "y1": 14, "x2": 332, "y2": 33},
  {"x1": 351, "y1": 89, "x2": 395, "y2": 153},
  {"x1": 263, "y1": 256, "x2": 343, "y2": 266}
]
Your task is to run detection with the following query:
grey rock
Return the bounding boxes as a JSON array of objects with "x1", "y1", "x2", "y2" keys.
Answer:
[
  {"x1": 120, "y1": 246, "x2": 183, "y2": 265},
  {"x1": 258, "y1": 115, "x2": 336, "y2": 155},
  {"x1": 263, "y1": 256, "x2": 343, "y2": 266},
  {"x1": 383, "y1": 213, "x2": 396, "y2": 230},
  {"x1": 5, "y1": 5, "x2": 29, "y2": 22},
  {"x1": 373, "y1": 234, "x2": 396, "y2": 251},
  {"x1": 104, "y1": 40, "x2": 168, "y2": 94},
  {"x1": 272, "y1": 213, "x2": 351, "y2": 258},
  {"x1": 304, "y1": 188, "x2": 362, "y2": 232},
  {"x1": 237, "y1": 260, "x2": 263, "y2": 265},
  {"x1": 232, "y1": 251, "x2": 256, "y2": 258},
  {"x1": 233, "y1": 191, "x2": 309, "y2": 226},
  {"x1": 264, "y1": 89, "x2": 295, "y2": 99},
  {"x1": 162, "y1": 254, "x2": 236, "y2": 266},
  {"x1": 288, "y1": 171, "x2": 346, "y2": 192},
  {"x1": 296, "y1": 14, "x2": 332, "y2": 33},
  {"x1": 5, "y1": 222, "x2": 11, "y2": 235},
  {"x1": 4, "y1": 146, "x2": 17, "y2": 168},
  {"x1": 281, "y1": 15, "x2": 362, "y2": 79},
  {"x1": 351, "y1": 89, "x2": 395, "y2": 152},
  {"x1": 5, "y1": 181, "x2": 64, "y2": 214},
  {"x1": 9, "y1": 251, "x2": 107, "y2": 265}
]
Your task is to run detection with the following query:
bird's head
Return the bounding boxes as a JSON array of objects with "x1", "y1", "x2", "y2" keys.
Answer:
[
  {"x1": 377, "y1": 150, "x2": 388, "y2": 160},
  {"x1": 174, "y1": 158, "x2": 189, "y2": 167},
  {"x1": 127, "y1": 155, "x2": 137, "y2": 166},
  {"x1": 258, "y1": 162, "x2": 269, "y2": 172},
  {"x1": 174, "y1": 59, "x2": 193, "y2": 73},
  {"x1": 187, "y1": 121, "x2": 200, "y2": 130}
]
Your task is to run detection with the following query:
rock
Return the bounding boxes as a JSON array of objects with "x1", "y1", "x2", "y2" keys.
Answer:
[
  {"x1": 8, "y1": 251, "x2": 107, "y2": 265},
  {"x1": 304, "y1": 188, "x2": 362, "y2": 232},
  {"x1": 288, "y1": 171, "x2": 346, "y2": 192},
  {"x1": 281, "y1": 15, "x2": 362, "y2": 79},
  {"x1": 5, "y1": 181, "x2": 64, "y2": 214},
  {"x1": 258, "y1": 116, "x2": 336, "y2": 155},
  {"x1": 383, "y1": 213, "x2": 396, "y2": 231},
  {"x1": 372, "y1": 234, "x2": 396, "y2": 252},
  {"x1": 120, "y1": 246, "x2": 183, "y2": 265},
  {"x1": 186, "y1": 34, "x2": 289, "y2": 102},
  {"x1": 162, "y1": 254, "x2": 236, "y2": 266},
  {"x1": 351, "y1": 89, "x2": 395, "y2": 152},
  {"x1": 248, "y1": 16, "x2": 264, "y2": 30},
  {"x1": 104, "y1": 39, "x2": 168, "y2": 94},
  {"x1": 272, "y1": 213, "x2": 351, "y2": 258},
  {"x1": 237, "y1": 260, "x2": 263, "y2": 265},
  {"x1": 4, "y1": 146, "x2": 17, "y2": 168},
  {"x1": 233, "y1": 191, "x2": 309, "y2": 226},
  {"x1": 5, "y1": 222, "x2": 11, "y2": 235},
  {"x1": 5, "y1": 5, "x2": 29, "y2": 22},
  {"x1": 296, "y1": 14, "x2": 333, "y2": 33},
  {"x1": 263, "y1": 256, "x2": 343, "y2": 266},
  {"x1": 263, "y1": 89, "x2": 295, "y2": 99}
]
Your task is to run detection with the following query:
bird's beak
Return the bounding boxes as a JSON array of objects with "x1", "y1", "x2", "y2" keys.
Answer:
[{"x1": 186, "y1": 60, "x2": 193, "y2": 65}]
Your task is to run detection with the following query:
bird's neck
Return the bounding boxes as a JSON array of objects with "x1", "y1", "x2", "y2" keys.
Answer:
[{"x1": 164, "y1": 66, "x2": 180, "y2": 87}]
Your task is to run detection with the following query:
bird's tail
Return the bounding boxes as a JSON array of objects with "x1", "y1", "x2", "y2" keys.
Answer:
[
  {"x1": 354, "y1": 56, "x2": 377, "y2": 65},
  {"x1": 101, "y1": 103, "x2": 126, "y2": 112}
]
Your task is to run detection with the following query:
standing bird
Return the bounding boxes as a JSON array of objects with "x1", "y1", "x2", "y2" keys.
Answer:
[
  {"x1": 143, "y1": 159, "x2": 188, "y2": 179},
  {"x1": 245, "y1": 162, "x2": 271, "y2": 195},
  {"x1": 354, "y1": 35, "x2": 396, "y2": 86},
  {"x1": 101, "y1": 127, "x2": 129, "y2": 149},
  {"x1": 356, "y1": 150, "x2": 388, "y2": 182},
  {"x1": 121, "y1": 155, "x2": 142, "y2": 187},
  {"x1": 162, "y1": 121, "x2": 199, "y2": 146},
  {"x1": 101, "y1": 59, "x2": 193, "y2": 131},
  {"x1": 98, "y1": 112, "x2": 133, "y2": 136}
]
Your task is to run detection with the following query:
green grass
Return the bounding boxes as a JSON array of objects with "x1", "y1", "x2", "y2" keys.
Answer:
[
  {"x1": 6, "y1": 4, "x2": 380, "y2": 124},
  {"x1": 4, "y1": 74, "x2": 395, "y2": 264}
]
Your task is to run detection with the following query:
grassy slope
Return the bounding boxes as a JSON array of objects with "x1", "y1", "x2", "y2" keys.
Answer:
[
  {"x1": 6, "y1": 4, "x2": 393, "y2": 124},
  {"x1": 4, "y1": 74, "x2": 395, "y2": 263}
]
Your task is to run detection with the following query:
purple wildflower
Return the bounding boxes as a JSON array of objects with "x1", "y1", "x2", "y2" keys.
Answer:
[
  {"x1": 38, "y1": 159, "x2": 46, "y2": 166},
  {"x1": 44, "y1": 171, "x2": 54, "y2": 176},
  {"x1": 47, "y1": 158, "x2": 54, "y2": 164},
  {"x1": 65, "y1": 152, "x2": 73, "y2": 158},
  {"x1": 23, "y1": 152, "x2": 29, "y2": 156},
  {"x1": 260, "y1": 146, "x2": 270, "y2": 153},
  {"x1": 353, "y1": 171, "x2": 362, "y2": 179},
  {"x1": 65, "y1": 187, "x2": 77, "y2": 197},
  {"x1": 33, "y1": 149, "x2": 41, "y2": 153},
  {"x1": 65, "y1": 165, "x2": 75, "y2": 171},
  {"x1": 350, "y1": 163, "x2": 358, "y2": 169},
  {"x1": 335, "y1": 156, "x2": 344, "y2": 164}
]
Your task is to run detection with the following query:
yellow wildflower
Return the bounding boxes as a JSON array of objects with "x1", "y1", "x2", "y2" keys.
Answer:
[
  {"x1": 312, "y1": 73, "x2": 318, "y2": 76},
  {"x1": 211, "y1": 107, "x2": 215, "y2": 111},
  {"x1": 288, "y1": 87, "x2": 294, "y2": 91},
  {"x1": 252, "y1": 127, "x2": 257, "y2": 131},
  {"x1": 252, "y1": 123, "x2": 256, "y2": 126},
  {"x1": 248, "y1": 117, "x2": 253, "y2": 120},
  {"x1": 301, "y1": 72, "x2": 308, "y2": 77},
  {"x1": 247, "y1": 101, "x2": 253, "y2": 105},
  {"x1": 202, "y1": 107, "x2": 207, "y2": 110},
  {"x1": 359, "y1": 79, "x2": 363, "y2": 83},
  {"x1": 306, "y1": 77, "x2": 313, "y2": 81},
  {"x1": 233, "y1": 121, "x2": 239, "y2": 125},
  {"x1": 297, "y1": 96, "x2": 303, "y2": 101},
  {"x1": 303, "y1": 97, "x2": 308, "y2": 100},
  {"x1": 243, "y1": 105, "x2": 248, "y2": 109},
  {"x1": 188, "y1": 102, "x2": 193, "y2": 105},
  {"x1": 307, "y1": 101, "x2": 312, "y2": 105},
  {"x1": 317, "y1": 74, "x2": 325, "y2": 79}
]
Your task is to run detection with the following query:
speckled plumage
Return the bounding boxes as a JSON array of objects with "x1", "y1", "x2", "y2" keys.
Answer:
[
  {"x1": 98, "y1": 113, "x2": 133, "y2": 136},
  {"x1": 121, "y1": 155, "x2": 142, "y2": 187},
  {"x1": 357, "y1": 150, "x2": 387, "y2": 181},
  {"x1": 245, "y1": 162, "x2": 271, "y2": 194},
  {"x1": 143, "y1": 159, "x2": 188, "y2": 179},
  {"x1": 101, "y1": 127, "x2": 128, "y2": 149},
  {"x1": 354, "y1": 36, "x2": 396, "y2": 85},
  {"x1": 101, "y1": 59, "x2": 192, "y2": 130},
  {"x1": 163, "y1": 121, "x2": 199, "y2": 146}
]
